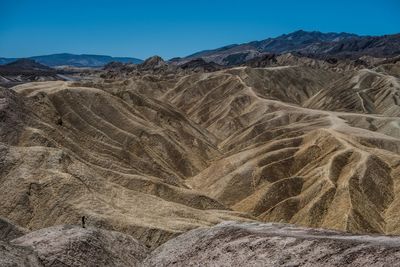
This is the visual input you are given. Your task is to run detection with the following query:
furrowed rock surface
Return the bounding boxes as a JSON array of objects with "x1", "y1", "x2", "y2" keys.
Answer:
[
  {"x1": 144, "y1": 221, "x2": 400, "y2": 266},
  {"x1": 4, "y1": 220, "x2": 400, "y2": 266}
]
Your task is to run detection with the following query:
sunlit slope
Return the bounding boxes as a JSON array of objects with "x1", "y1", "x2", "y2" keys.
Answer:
[
  {"x1": 163, "y1": 66, "x2": 400, "y2": 234},
  {"x1": 0, "y1": 83, "x2": 250, "y2": 248}
]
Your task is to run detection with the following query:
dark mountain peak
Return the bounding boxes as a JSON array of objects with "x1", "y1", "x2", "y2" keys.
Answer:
[
  {"x1": 143, "y1": 55, "x2": 165, "y2": 63},
  {"x1": 5, "y1": 59, "x2": 51, "y2": 71},
  {"x1": 284, "y1": 29, "x2": 310, "y2": 37},
  {"x1": 293, "y1": 29, "x2": 307, "y2": 33},
  {"x1": 139, "y1": 56, "x2": 167, "y2": 70}
]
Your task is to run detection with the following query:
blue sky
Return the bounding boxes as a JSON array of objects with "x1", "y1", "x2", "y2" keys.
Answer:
[{"x1": 0, "y1": 0, "x2": 399, "y2": 59}]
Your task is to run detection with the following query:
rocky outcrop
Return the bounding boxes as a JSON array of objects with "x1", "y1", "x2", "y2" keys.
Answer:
[
  {"x1": 0, "y1": 216, "x2": 29, "y2": 242},
  {"x1": 138, "y1": 56, "x2": 167, "y2": 71},
  {"x1": 11, "y1": 225, "x2": 149, "y2": 267},
  {"x1": 179, "y1": 58, "x2": 223, "y2": 72}
]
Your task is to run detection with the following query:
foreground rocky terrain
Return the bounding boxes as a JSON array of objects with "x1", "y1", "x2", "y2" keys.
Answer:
[
  {"x1": 1, "y1": 30, "x2": 400, "y2": 265},
  {"x1": 3, "y1": 218, "x2": 400, "y2": 266},
  {"x1": 145, "y1": 221, "x2": 400, "y2": 266}
]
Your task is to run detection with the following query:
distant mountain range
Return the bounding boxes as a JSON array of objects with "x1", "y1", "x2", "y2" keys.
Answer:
[
  {"x1": 0, "y1": 53, "x2": 143, "y2": 67},
  {"x1": 2, "y1": 30, "x2": 399, "y2": 68},
  {"x1": 181, "y1": 30, "x2": 400, "y2": 65}
]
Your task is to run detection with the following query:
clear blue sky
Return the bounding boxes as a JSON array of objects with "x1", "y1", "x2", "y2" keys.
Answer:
[{"x1": 1, "y1": 0, "x2": 399, "y2": 59}]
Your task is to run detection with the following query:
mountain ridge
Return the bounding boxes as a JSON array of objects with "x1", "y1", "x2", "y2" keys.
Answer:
[{"x1": 182, "y1": 30, "x2": 400, "y2": 65}]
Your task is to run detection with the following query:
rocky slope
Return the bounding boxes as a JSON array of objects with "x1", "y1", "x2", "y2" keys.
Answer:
[
  {"x1": 144, "y1": 221, "x2": 400, "y2": 266},
  {"x1": 12, "y1": 225, "x2": 149, "y2": 266}
]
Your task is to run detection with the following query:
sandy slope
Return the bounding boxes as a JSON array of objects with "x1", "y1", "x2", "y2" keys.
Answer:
[{"x1": 0, "y1": 83, "x2": 250, "y2": 248}]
